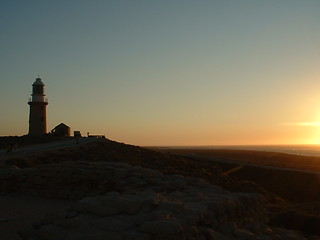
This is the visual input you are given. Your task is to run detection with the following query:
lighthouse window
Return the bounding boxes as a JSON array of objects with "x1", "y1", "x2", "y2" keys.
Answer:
[{"x1": 34, "y1": 86, "x2": 42, "y2": 94}]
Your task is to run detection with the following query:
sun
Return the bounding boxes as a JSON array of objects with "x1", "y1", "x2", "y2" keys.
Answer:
[
  {"x1": 304, "y1": 123, "x2": 320, "y2": 145},
  {"x1": 285, "y1": 122, "x2": 320, "y2": 145}
]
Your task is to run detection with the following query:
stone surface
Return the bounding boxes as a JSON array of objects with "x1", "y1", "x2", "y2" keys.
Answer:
[
  {"x1": 139, "y1": 220, "x2": 182, "y2": 234},
  {"x1": 3, "y1": 161, "x2": 311, "y2": 240}
]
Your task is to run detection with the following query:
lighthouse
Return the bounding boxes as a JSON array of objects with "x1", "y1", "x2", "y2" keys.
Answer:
[{"x1": 28, "y1": 77, "x2": 48, "y2": 136}]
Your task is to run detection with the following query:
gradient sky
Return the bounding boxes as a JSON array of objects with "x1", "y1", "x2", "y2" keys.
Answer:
[{"x1": 1, "y1": 0, "x2": 320, "y2": 146}]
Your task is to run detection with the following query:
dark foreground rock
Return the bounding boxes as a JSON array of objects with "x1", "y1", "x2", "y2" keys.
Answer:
[
  {"x1": 1, "y1": 138, "x2": 320, "y2": 238},
  {"x1": 6, "y1": 161, "x2": 314, "y2": 240}
]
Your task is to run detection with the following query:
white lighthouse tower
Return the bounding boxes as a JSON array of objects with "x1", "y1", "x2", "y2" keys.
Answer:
[{"x1": 28, "y1": 77, "x2": 48, "y2": 136}]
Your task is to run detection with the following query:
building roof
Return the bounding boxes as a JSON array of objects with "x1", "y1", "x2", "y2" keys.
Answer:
[
  {"x1": 53, "y1": 123, "x2": 70, "y2": 129},
  {"x1": 33, "y1": 77, "x2": 45, "y2": 86}
]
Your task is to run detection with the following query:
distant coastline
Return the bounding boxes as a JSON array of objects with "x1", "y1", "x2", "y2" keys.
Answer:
[{"x1": 149, "y1": 144, "x2": 320, "y2": 157}]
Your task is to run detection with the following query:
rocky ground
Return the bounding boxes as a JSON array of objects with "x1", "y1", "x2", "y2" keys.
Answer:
[
  {"x1": 0, "y1": 138, "x2": 320, "y2": 239},
  {"x1": 0, "y1": 136, "x2": 70, "y2": 150}
]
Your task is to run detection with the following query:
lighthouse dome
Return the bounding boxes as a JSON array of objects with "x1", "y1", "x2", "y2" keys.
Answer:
[{"x1": 33, "y1": 77, "x2": 45, "y2": 86}]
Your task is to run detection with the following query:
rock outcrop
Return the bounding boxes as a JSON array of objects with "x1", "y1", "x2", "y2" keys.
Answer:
[{"x1": 3, "y1": 161, "x2": 311, "y2": 240}]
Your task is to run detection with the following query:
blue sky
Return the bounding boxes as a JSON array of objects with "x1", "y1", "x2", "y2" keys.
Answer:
[{"x1": 1, "y1": 0, "x2": 320, "y2": 145}]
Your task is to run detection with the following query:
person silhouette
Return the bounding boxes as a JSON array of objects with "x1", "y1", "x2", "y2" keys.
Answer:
[{"x1": 6, "y1": 142, "x2": 13, "y2": 153}]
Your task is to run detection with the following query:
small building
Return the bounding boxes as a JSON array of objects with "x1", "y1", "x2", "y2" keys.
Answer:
[
  {"x1": 51, "y1": 123, "x2": 70, "y2": 137},
  {"x1": 74, "y1": 131, "x2": 81, "y2": 137}
]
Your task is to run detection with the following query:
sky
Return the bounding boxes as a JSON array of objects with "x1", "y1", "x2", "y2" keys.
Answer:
[{"x1": 1, "y1": 0, "x2": 320, "y2": 146}]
